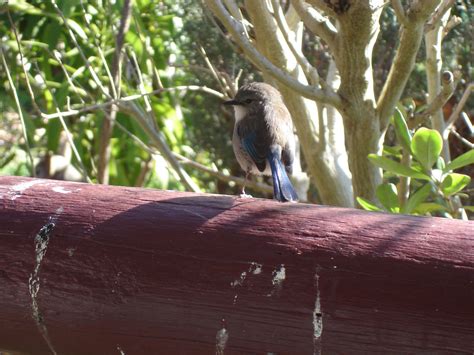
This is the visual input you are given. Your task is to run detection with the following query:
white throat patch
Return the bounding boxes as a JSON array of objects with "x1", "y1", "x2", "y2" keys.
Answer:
[{"x1": 233, "y1": 105, "x2": 248, "y2": 122}]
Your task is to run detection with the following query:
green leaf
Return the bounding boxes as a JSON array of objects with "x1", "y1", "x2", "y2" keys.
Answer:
[
  {"x1": 356, "y1": 197, "x2": 382, "y2": 212},
  {"x1": 376, "y1": 183, "x2": 400, "y2": 212},
  {"x1": 440, "y1": 173, "x2": 471, "y2": 196},
  {"x1": 411, "y1": 128, "x2": 443, "y2": 171},
  {"x1": 402, "y1": 183, "x2": 432, "y2": 214},
  {"x1": 391, "y1": 108, "x2": 412, "y2": 152},
  {"x1": 463, "y1": 206, "x2": 474, "y2": 212},
  {"x1": 368, "y1": 155, "x2": 431, "y2": 180},
  {"x1": 414, "y1": 202, "x2": 448, "y2": 214},
  {"x1": 443, "y1": 150, "x2": 474, "y2": 172}
]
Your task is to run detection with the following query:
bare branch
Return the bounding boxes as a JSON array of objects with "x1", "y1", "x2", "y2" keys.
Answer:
[
  {"x1": 425, "y1": 0, "x2": 455, "y2": 33},
  {"x1": 377, "y1": 0, "x2": 441, "y2": 131},
  {"x1": 204, "y1": 0, "x2": 342, "y2": 109},
  {"x1": 40, "y1": 86, "x2": 225, "y2": 120},
  {"x1": 407, "y1": 71, "x2": 456, "y2": 129},
  {"x1": 448, "y1": 126, "x2": 474, "y2": 149},
  {"x1": 305, "y1": 0, "x2": 338, "y2": 18},
  {"x1": 291, "y1": 0, "x2": 337, "y2": 49},
  {"x1": 271, "y1": 0, "x2": 321, "y2": 86},
  {"x1": 98, "y1": 0, "x2": 133, "y2": 184},
  {"x1": 445, "y1": 82, "x2": 474, "y2": 132},
  {"x1": 442, "y1": 15, "x2": 462, "y2": 39},
  {"x1": 391, "y1": 0, "x2": 407, "y2": 26}
]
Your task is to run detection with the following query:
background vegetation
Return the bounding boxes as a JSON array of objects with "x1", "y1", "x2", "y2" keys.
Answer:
[{"x1": 1, "y1": 0, "x2": 472, "y2": 219}]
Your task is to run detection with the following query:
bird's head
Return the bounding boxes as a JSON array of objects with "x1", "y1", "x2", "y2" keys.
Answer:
[{"x1": 223, "y1": 82, "x2": 281, "y2": 113}]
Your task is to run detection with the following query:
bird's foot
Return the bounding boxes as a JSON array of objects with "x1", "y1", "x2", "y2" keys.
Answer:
[{"x1": 239, "y1": 193, "x2": 253, "y2": 199}]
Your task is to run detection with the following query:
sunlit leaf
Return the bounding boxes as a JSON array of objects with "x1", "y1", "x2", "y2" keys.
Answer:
[
  {"x1": 443, "y1": 150, "x2": 474, "y2": 172},
  {"x1": 368, "y1": 154, "x2": 430, "y2": 180},
  {"x1": 411, "y1": 128, "x2": 442, "y2": 171},
  {"x1": 402, "y1": 183, "x2": 432, "y2": 214},
  {"x1": 440, "y1": 173, "x2": 471, "y2": 196},
  {"x1": 414, "y1": 202, "x2": 448, "y2": 214},
  {"x1": 391, "y1": 108, "x2": 412, "y2": 152},
  {"x1": 376, "y1": 183, "x2": 399, "y2": 213},
  {"x1": 356, "y1": 197, "x2": 382, "y2": 211}
]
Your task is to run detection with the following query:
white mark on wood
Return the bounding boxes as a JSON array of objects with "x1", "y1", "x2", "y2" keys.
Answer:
[
  {"x1": 52, "y1": 186, "x2": 73, "y2": 194},
  {"x1": 215, "y1": 321, "x2": 229, "y2": 355},
  {"x1": 313, "y1": 270, "x2": 323, "y2": 355},
  {"x1": 248, "y1": 262, "x2": 262, "y2": 275},
  {"x1": 6, "y1": 179, "x2": 46, "y2": 200},
  {"x1": 28, "y1": 209, "x2": 62, "y2": 355},
  {"x1": 117, "y1": 345, "x2": 126, "y2": 354},
  {"x1": 230, "y1": 262, "x2": 263, "y2": 305},
  {"x1": 231, "y1": 271, "x2": 247, "y2": 288},
  {"x1": 268, "y1": 264, "x2": 286, "y2": 296},
  {"x1": 67, "y1": 247, "x2": 76, "y2": 257}
]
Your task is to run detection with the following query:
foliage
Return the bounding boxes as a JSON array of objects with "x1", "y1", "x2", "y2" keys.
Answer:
[{"x1": 358, "y1": 109, "x2": 473, "y2": 218}]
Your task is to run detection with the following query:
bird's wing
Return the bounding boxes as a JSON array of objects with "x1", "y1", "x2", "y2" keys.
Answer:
[{"x1": 237, "y1": 114, "x2": 270, "y2": 172}]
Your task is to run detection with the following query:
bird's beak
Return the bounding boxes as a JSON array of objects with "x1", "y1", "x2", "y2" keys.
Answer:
[{"x1": 223, "y1": 99, "x2": 239, "y2": 106}]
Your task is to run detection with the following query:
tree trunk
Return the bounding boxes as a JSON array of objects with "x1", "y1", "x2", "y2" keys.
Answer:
[{"x1": 333, "y1": 1, "x2": 384, "y2": 202}]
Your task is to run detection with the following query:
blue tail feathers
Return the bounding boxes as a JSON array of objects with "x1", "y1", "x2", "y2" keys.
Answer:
[{"x1": 267, "y1": 151, "x2": 298, "y2": 202}]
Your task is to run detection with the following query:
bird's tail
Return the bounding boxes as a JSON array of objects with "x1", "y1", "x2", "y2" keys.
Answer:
[{"x1": 268, "y1": 151, "x2": 298, "y2": 202}]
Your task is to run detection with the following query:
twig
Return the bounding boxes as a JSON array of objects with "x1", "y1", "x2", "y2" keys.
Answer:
[
  {"x1": 33, "y1": 63, "x2": 92, "y2": 183},
  {"x1": 40, "y1": 86, "x2": 225, "y2": 120},
  {"x1": 0, "y1": 47, "x2": 35, "y2": 176},
  {"x1": 447, "y1": 127, "x2": 474, "y2": 149},
  {"x1": 50, "y1": 0, "x2": 110, "y2": 97},
  {"x1": 408, "y1": 71, "x2": 456, "y2": 129},
  {"x1": 445, "y1": 83, "x2": 474, "y2": 132}
]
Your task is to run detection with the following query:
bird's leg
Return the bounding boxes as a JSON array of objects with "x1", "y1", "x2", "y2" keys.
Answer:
[{"x1": 240, "y1": 171, "x2": 253, "y2": 198}]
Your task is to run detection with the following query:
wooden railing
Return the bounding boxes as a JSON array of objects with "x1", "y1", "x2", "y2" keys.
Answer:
[{"x1": 0, "y1": 176, "x2": 472, "y2": 354}]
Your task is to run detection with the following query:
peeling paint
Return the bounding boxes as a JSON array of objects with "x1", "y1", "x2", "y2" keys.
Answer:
[
  {"x1": 268, "y1": 264, "x2": 286, "y2": 296},
  {"x1": 215, "y1": 320, "x2": 229, "y2": 355},
  {"x1": 248, "y1": 262, "x2": 262, "y2": 275},
  {"x1": 313, "y1": 271, "x2": 323, "y2": 355},
  {"x1": 117, "y1": 345, "x2": 126, "y2": 354},
  {"x1": 28, "y1": 210, "x2": 62, "y2": 355},
  {"x1": 231, "y1": 271, "x2": 247, "y2": 288},
  {"x1": 52, "y1": 186, "x2": 73, "y2": 194},
  {"x1": 5, "y1": 180, "x2": 46, "y2": 200}
]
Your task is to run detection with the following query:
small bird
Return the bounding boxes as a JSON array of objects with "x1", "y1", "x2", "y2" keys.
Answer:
[{"x1": 224, "y1": 82, "x2": 298, "y2": 202}]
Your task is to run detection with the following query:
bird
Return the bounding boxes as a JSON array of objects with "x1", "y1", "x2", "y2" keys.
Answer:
[{"x1": 224, "y1": 82, "x2": 298, "y2": 202}]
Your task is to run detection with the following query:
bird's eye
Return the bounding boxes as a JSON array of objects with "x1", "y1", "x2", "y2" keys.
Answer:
[{"x1": 245, "y1": 99, "x2": 252, "y2": 104}]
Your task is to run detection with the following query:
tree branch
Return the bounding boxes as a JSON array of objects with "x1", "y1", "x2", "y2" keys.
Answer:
[
  {"x1": 290, "y1": 0, "x2": 337, "y2": 50},
  {"x1": 305, "y1": 0, "x2": 338, "y2": 18},
  {"x1": 425, "y1": 0, "x2": 455, "y2": 33},
  {"x1": 204, "y1": 0, "x2": 342, "y2": 109},
  {"x1": 271, "y1": 0, "x2": 322, "y2": 86},
  {"x1": 376, "y1": 0, "x2": 441, "y2": 131},
  {"x1": 98, "y1": 0, "x2": 133, "y2": 184},
  {"x1": 444, "y1": 82, "x2": 474, "y2": 133},
  {"x1": 407, "y1": 71, "x2": 456, "y2": 129},
  {"x1": 391, "y1": 0, "x2": 407, "y2": 26}
]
